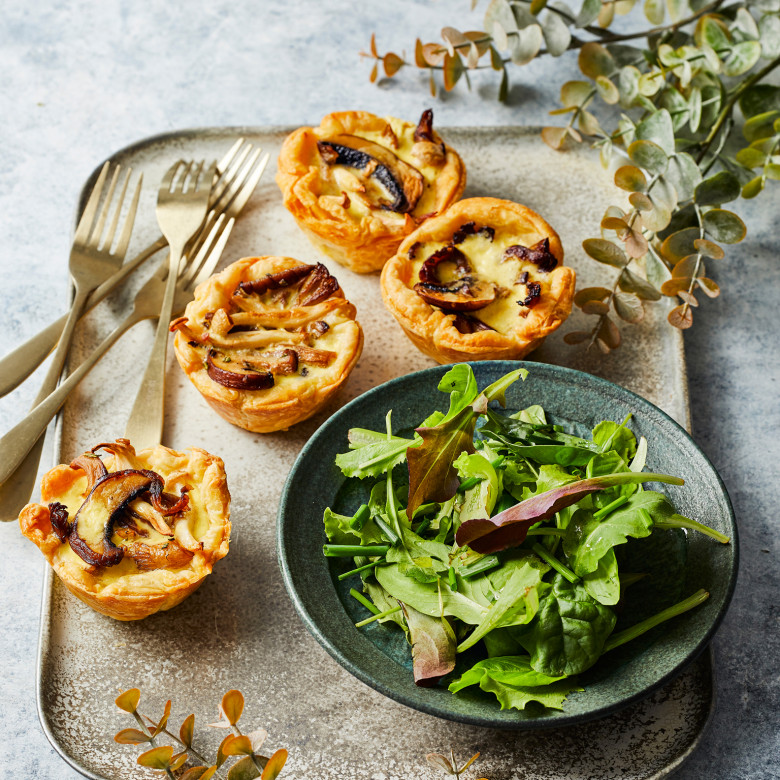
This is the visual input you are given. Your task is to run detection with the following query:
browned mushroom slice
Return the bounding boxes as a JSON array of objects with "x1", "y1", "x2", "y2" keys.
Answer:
[
  {"x1": 68, "y1": 469, "x2": 163, "y2": 568},
  {"x1": 414, "y1": 108, "x2": 436, "y2": 142},
  {"x1": 91, "y1": 439, "x2": 144, "y2": 471},
  {"x1": 418, "y1": 245, "x2": 471, "y2": 284},
  {"x1": 504, "y1": 238, "x2": 558, "y2": 273},
  {"x1": 452, "y1": 222, "x2": 495, "y2": 244},
  {"x1": 242, "y1": 347, "x2": 299, "y2": 375},
  {"x1": 316, "y1": 134, "x2": 424, "y2": 213},
  {"x1": 518, "y1": 282, "x2": 542, "y2": 308},
  {"x1": 296, "y1": 263, "x2": 340, "y2": 306},
  {"x1": 124, "y1": 539, "x2": 194, "y2": 571},
  {"x1": 237, "y1": 264, "x2": 315, "y2": 296},
  {"x1": 292, "y1": 345, "x2": 337, "y2": 367},
  {"x1": 48, "y1": 502, "x2": 72, "y2": 542},
  {"x1": 206, "y1": 349, "x2": 274, "y2": 390},
  {"x1": 70, "y1": 453, "x2": 108, "y2": 491},
  {"x1": 452, "y1": 313, "x2": 495, "y2": 334},
  {"x1": 414, "y1": 279, "x2": 497, "y2": 312}
]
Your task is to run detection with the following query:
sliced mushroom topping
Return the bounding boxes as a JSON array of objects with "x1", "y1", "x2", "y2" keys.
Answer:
[
  {"x1": 518, "y1": 281, "x2": 542, "y2": 308},
  {"x1": 413, "y1": 109, "x2": 436, "y2": 142},
  {"x1": 291, "y1": 345, "x2": 337, "y2": 367},
  {"x1": 48, "y1": 502, "x2": 72, "y2": 542},
  {"x1": 70, "y1": 454, "x2": 108, "y2": 492},
  {"x1": 68, "y1": 469, "x2": 163, "y2": 568},
  {"x1": 123, "y1": 539, "x2": 194, "y2": 571},
  {"x1": 241, "y1": 347, "x2": 299, "y2": 375},
  {"x1": 451, "y1": 313, "x2": 495, "y2": 334},
  {"x1": 414, "y1": 279, "x2": 497, "y2": 312},
  {"x1": 92, "y1": 439, "x2": 143, "y2": 471},
  {"x1": 418, "y1": 245, "x2": 471, "y2": 284},
  {"x1": 504, "y1": 238, "x2": 558, "y2": 273},
  {"x1": 452, "y1": 222, "x2": 495, "y2": 245},
  {"x1": 317, "y1": 134, "x2": 424, "y2": 213},
  {"x1": 206, "y1": 329, "x2": 306, "y2": 350},
  {"x1": 296, "y1": 263, "x2": 340, "y2": 305},
  {"x1": 308, "y1": 320, "x2": 329, "y2": 336},
  {"x1": 238, "y1": 264, "x2": 315, "y2": 296},
  {"x1": 209, "y1": 308, "x2": 234, "y2": 337},
  {"x1": 227, "y1": 299, "x2": 343, "y2": 331},
  {"x1": 407, "y1": 241, "x2": 422, "y2": 260},
  {"x1": 125, "y1": 499, "x2": 173, "y2": 536},
  {"x1": 206, "y1": 349, "x2": 274, "y2": 391}
]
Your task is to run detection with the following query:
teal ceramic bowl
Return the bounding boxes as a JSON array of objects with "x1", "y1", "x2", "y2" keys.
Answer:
[{"x1": 277, "y1": 362, "x2": 738, "y2": 729}]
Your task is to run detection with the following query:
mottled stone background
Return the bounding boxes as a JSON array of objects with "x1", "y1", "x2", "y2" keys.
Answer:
[{"x1": 0, "y1": 1, "x2": 777, "y2": 778}]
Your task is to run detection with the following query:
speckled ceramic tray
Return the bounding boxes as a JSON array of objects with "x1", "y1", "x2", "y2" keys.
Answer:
[{"x1": 37, "y1": 126, "x2": 711, "y2": 779}]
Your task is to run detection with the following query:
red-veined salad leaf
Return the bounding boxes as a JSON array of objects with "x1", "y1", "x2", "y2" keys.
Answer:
[{"x1": 456, "y1": 472, "x2": 685, "y2": 553}]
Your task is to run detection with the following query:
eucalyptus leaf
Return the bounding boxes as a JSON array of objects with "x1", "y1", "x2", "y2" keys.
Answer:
[
  {"x1": 628, "y1": 139, "x2": 668, "y2": 174},
  {"x1": 702, "y1": 209, "x2": 747, "y2": 243},
  {"x1": 582, "y1": 238, "x2": 628, "y2": 267},
  {"x1": 723, "y1": 40, "x2": 762, "y2": 77},
  {"x1": 619, "y1": 267, "x2": 662, "y2": 300},
  {"x1": 541, "y1": 9, "x2": 571, "y2": 56},
  {"x1": 576, "y1": 0, "x2": 602, "y2": 26},
  {"x1": 664, "y1": 152, "x2": 702, "y2": 202},
  {"x1": 578, "y1": 42, "x2": 615, "y2": 79},
  {"x1": 635, "y1": 108, "x2": 675, "y2": 155},
  {"x1": 759, "y1": 14, "x2": 780, "y2": 59},
  {"x1": 694, "y1": 171, "x2": 741, "y2": 206}
]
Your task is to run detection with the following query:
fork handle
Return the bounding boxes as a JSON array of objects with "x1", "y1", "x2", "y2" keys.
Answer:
[
  {"x1": 0, "y1": 309, "x2": 147, "y2": 491},
  {"x1": 124, "y1": 249, "x2": 183, "y2": 450},
  {"x1": 0, "y1": 237, "x2": 166, "y2": 400}
]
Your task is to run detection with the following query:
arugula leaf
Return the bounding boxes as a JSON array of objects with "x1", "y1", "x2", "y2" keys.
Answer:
[
  {"x1": 523, "y1": 574, "x2": 617, "y2": 677},
  {"x1": 448, "y1": 656, "x2": 580, "y2": 711},
  {"x1": 592, "y1": 418, "x2": 637, "y2": 460},
  {"x1": 457, "y1": 557, "x2": 547, "y2": 652},
  {"x1": 437, "y1": 364, "x2": 479, "y2": 421},
  {"x1": 335, "y1": 432, "x2": 419, "y2": 478},
  {"x1": 456, "y1": 472, "x2": 684, "y2": 554},
  {"x1": 406, "y1": 369, "x2": 526, "y2": 518},
  {"x1": 323, "y1": 508, "x2": 384, "y2": 545},
  {"x1": 563, "y1": 495, "x2": 661, "y2": 577},
  {"x1": 400, "y1": 602, "x2": 456, "y2": 687}
]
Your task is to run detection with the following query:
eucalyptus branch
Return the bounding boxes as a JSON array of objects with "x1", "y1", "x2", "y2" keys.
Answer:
[{"x1": 697, "y1": 53, "x2": 780, "y2": 164}]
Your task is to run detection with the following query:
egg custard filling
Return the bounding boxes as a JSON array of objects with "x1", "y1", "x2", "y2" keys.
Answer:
[
  {"x1": 380, "y1": 197, "x2": 576, "y2": 363},
  {"x1": 19, "y1": 439, "x2": 230, "y2": 621},
  {"x1": 172, "y1": 256, "x2": 363, "y2": 432},
  {"x1": 276, "y1": 109, "x2": 466, "y2": 273}
]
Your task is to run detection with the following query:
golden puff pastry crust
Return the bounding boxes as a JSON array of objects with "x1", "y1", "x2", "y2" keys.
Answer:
[
  {"x1": 172, "y1": 256, "x2": 364, "y2": 433},
  {"x1": 19, "y1": 440, "x2": 230, "y2": 621},
  {"x1": 276, "y1": 110, "x2": 466, "y2": 273},
  {"x1": 380, "y1": 197, "x2": 576, "y2": 363}
]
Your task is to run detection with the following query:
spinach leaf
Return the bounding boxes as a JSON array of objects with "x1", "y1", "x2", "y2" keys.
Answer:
[
  {"x1": 400, "y1": 602, "x2": 456, "y2": 687},
  {"x1": 582, "y1": 548, "x2": 621, "y2": 605},
  {"x1": 523, "y1": 574, "x2": 617, "y2": 677},
  {"x1": 448, "y1": 656, "x2": 580, "y2": 711},
  {"x1": 375, "y1": 563, "x2": 489, "y2": 624},
  {"x1": 456, "y1": 471, "x2": 684, "y2": 554},
  {"x1": 516, "y1": 405, "x2": 547, "y2": 425},
  {"x1": 364, "y1": 581, "x2": 408, "y2": 632}
]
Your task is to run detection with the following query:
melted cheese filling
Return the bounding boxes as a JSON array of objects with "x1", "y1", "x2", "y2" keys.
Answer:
[{"x1": 411, "y1": 230, "x2": 553, "y2": 334}]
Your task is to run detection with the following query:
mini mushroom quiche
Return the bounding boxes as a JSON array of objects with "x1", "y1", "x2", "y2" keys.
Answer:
[
  {"x1": 171, "y1": 256, "x2": 363, "y2": 433},
  {"x1": 18, "y1": 439, "x2": 230, "y2": 621},
  {"x1": 380, "y1": 197, "x2": 576, "y2": 363},
  {"x1": 276, "y1": 109, "x2": 466, "y2": 273}
]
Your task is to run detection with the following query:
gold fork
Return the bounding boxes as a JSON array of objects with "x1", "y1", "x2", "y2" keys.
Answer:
[
  {"x1": 123, "y1": 159, "x2": 216, "y2": 450},
  {"x1": 0, "y1": 139, "x2": 267, "y2": 399},
  {"x1": 0, "y1": 141, "x2": 267, "y2": 521},
  {"x1": 0, "y1": 163, "x2": 141, "y2": 498},
  {"x1": 0, "y1": 216, "x2": 234, "y2": 489}
]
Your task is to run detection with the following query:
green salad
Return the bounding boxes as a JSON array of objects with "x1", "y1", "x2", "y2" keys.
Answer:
[{"x1": 322, "y1": 366, "x2": 729, "y2": 712}]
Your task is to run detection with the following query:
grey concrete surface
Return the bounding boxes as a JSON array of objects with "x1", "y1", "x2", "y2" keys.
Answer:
[{"x1": 0, "y1": 2, "x2": 777, "y2": 778}]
